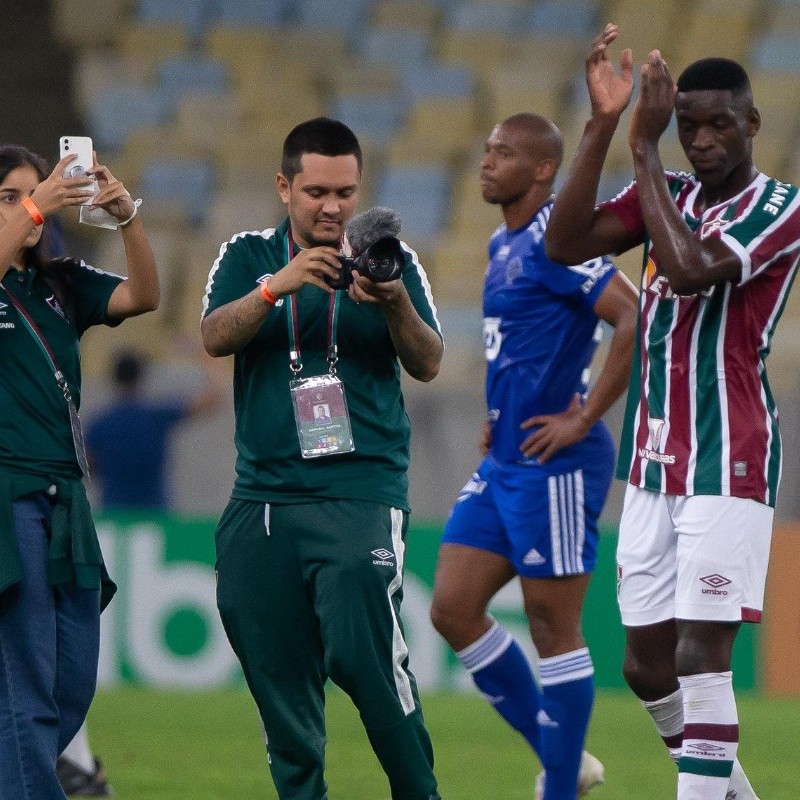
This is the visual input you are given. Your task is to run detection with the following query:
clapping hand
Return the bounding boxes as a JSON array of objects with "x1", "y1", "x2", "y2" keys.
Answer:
[{"x1": 586, "y1": 23, "x2": 634, "y2": 120}]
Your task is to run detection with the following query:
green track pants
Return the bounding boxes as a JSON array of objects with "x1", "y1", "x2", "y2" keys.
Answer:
[{"x1": 215, "y1": 498, "x2": 440, "y2": 800}]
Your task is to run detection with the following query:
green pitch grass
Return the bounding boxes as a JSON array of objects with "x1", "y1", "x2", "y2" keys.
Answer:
[{"x1": 86, "y1": 688, "x2": 799, "y2": 799}]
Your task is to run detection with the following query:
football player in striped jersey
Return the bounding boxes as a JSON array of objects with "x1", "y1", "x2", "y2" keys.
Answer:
[{"x1": 546, "y1": 23, "x2": 800, "y2": 800}]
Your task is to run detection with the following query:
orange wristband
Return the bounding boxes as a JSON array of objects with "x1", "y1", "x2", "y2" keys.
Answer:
[
  {"x1": 21, "y1": 197, "x2": 44, "y2": 226},
  {"x1": 260, "y1": 282, "x2": 279, "y2": 305}
]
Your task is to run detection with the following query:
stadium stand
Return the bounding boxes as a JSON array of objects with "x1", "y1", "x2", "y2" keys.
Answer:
[{"x1": 39, "y1": 1, "x2": 799, "y2": 393}]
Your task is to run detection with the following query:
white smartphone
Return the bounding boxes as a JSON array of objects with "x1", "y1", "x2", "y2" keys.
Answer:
[{"x1": 59, "y1": 135, "x2": 97, "y2": 205}]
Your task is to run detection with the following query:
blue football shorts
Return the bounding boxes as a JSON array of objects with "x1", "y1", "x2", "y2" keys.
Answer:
[{"x1": 442, "y1": 438, "x2": 614, "y2": 578}]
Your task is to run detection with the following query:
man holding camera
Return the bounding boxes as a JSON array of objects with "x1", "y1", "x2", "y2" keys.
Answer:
[{"x1": 201, "y1": 117, "x2": 443, "y2": 800}]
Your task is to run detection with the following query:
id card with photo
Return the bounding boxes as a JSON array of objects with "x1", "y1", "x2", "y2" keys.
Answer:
[{"x1": 290, "y1": 373, "x2": 354, "y2": 458}]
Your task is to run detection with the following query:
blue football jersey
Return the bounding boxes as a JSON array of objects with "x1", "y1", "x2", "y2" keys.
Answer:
[{"x1": 484, "y1": 200, "x2": 616, "y2": 465}]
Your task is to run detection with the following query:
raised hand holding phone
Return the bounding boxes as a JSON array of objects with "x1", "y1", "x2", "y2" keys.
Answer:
[{"x1": 59, "y1": 136, "x2": 97, "y2": 204}]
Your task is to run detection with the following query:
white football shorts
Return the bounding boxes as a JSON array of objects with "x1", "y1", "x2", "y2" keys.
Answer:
[{"x1": 617, "y1": 485, "x2": 773, "y2": 626}]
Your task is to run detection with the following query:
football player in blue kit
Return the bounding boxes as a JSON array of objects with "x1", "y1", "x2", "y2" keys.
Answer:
[{"x1": 430, "y1": 113, "x2": 638, "y2": 799}]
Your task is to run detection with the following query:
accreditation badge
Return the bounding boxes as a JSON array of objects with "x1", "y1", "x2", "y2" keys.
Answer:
[{"x1": 290, "y1": 373, "x2": 354, "y2": 458}]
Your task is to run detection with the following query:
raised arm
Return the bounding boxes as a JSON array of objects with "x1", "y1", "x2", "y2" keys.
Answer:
[
  {"x1": 628, "y1": 52, "x2": 745, "y2": 294},
  {"x1": 519, "y1": 271, "x2": 638, "y2": 463},
  {"x1": 0, "y1": 154, "x2": 96, "y2": 282},
  {"x1": 546, "y1": 24, "x2": 639, "y2": 264},
  {"x1": 81, "y1": 154, "x2": 159, "y2": 319},
  {"x1": 201, "y1": 247, "x2": 342, "y2": 357}
]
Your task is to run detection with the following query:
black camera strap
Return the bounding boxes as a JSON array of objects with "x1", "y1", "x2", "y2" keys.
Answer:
[
  {"x1": 285, "y1": 226, "x2": 341, "y2": 376},
  {"x1": 1, "y1": 281, "x2": 90, "y2": 478}
]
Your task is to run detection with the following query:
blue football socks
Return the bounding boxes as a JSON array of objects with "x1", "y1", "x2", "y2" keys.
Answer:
[
  {"x1": 538, "y1": 648, "x2": 595, "y2": 799},
  {"x1": 456, "y1": 620, "x2": 542, "y2": 755}
]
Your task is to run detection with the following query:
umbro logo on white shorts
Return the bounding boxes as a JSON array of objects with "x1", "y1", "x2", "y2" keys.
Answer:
[{"x1": 523, "y1": 548, "x2": 546, "y2": 566}]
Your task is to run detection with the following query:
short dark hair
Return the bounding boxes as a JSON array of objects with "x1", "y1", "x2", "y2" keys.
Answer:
[
  {"x1": 677, "y1": 58, "x2": 751, "y2": 95},
  {"x1": 281, "y1": 117, "x2": 362, "y2": 183}
]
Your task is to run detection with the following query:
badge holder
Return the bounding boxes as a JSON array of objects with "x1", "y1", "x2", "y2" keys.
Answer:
[
  {"x1": 290, "y1": 372, "x2": 354, "y2": 458},
  {"x1": 286, "y1": 285, "x2": 354, "y2": 459}
]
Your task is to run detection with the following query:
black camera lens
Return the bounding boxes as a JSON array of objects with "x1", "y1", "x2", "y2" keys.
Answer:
[{"x1": 360, "y1": 237, "x2": 403, "y2": 283}]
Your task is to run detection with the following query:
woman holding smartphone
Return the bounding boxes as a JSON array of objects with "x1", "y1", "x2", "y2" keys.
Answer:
[{"x1": 0, "y1": 143, "x2": 159, "y2": 799}]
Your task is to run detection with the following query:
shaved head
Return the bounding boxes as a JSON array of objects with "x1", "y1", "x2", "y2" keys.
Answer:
[
  {"x1": 481, "y1": 113, "x2": 564, "y2": 218},
  {"x1": 500, "y1": 113, "x2": 564, "y2": 173}
]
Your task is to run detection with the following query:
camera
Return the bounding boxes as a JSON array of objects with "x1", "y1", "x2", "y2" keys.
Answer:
[{"x1": 325, "y1": 236, "x2": 404, "y2": 290}]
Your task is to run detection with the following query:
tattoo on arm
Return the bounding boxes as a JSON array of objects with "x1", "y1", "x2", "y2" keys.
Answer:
[{"x1": 203, "y1": 289, "x2": 273, "y2": 357}]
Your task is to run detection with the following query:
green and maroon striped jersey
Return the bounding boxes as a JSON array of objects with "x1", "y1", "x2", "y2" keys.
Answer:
[{"x1": 604, "y1": 171, "x2": 800, "y2": 506}]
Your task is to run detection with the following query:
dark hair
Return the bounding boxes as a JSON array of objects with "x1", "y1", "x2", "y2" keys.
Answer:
[
  {"x1": 113, "y1": 351, "x2": 146, "y2": 387},
  {"x1": 0, "y1": 144, "x2": 77, "y2": 324},
  {"x1": 677, "y1": 58, "x2": 751, "y2": 95},
  {"x1": 0, "y1": 144, "x2": 53, "y2": 269},
  {"x1": 281, "y1": 117, "x2": 362, "y2": 183}
]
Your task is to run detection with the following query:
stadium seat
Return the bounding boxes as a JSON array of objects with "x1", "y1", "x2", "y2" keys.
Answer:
[
  {"x1": 750, "y1": 72, "x2": 800, "y2": 135},
  {"x1": 117, "y1": 24, "x2": 190, "y2": 76},
  {"x1": 298, "y1": 0, "x2": 373, "y2": 34},
  {"x1": 205, "y1": 27, "x2": 272, "y2": 69},
  {"x1": 86, "y1": 86, "x2": 174, "y2": 152},
  {"x1": 329, "y1": 93, "x2": 406, "y2": 146},
  {"x1": 438, "y1": 29, "x2": 518, "y2": 77},
  {"x1": 605, "y1": 0, "x2": 680, "y2": 61},
  {"x1": 111, "y1": 123, "x2": 197, "y2": 187},
  {"x1": 676, "y1": 6, "x2": 753, "y2": 67},
  {"x1": 206, "y1": 188, "x2": 286, "y2": 248},
  {"x1": 487, "y1": 69, "x2": 566, "y2": 128},
  {"x1": 519, "y1": 0, "x2": 598, "y2": 37},
  {"x1": 437, "y1": 1, "x2": 525, "y2": 75},
  {"x1": 767, "y1": 0, "x2": 800, "y2": 33},
  {"x1": 750, "y1": 32, "x2": 800, "y2": 73},
  {"x1": 373, "y1": 165, "x2": 451, "y2": 246},
  {"x1": 156, "y1": 54, "x2": 230, "y2": 102},
  {"x1": 401, "y1": 61, "x2": 474, "y2": 102},
  {"x1": 447, "y1": 163, "x2": 500, "y2": 239},
  {"x1": 139, "y1": 157, "x2": 216, "y2": 227},
  {"x1": 136, "y1": 0, "x2": 210, "y2": 40},
  {"x1": 512, "y1": 37, "x2": 585, "y2": 86},
  {"x1": 371, "y1": 0, "x2": 443, "y2": 31},
  {"x1": 326, "y1": 59, "x2": 400, "y2": 96},
  {"x1": 175, "y1": 94, "x2": 244, "y2": 152},
  {"x1": 356, "y1": 27, "x2": 431, "y2": 69},
  {"x1": 406, "y1": 97, "x2": 480, "y2": 154},
  {"x1": 214, "y1": 0, "x2": 293, "y2": 26},
  {"x1": 446, "y1": 1, "x2": 520, "y2": 34},
  {"x1": 215, "y1": 129, "x2": 284, "y2": 191},
  {"x1": 208, "y1": 25, "x2": 348, "y2": 91},
  {"x1": 72, "y1": 53, "x2": 152, "y2": 118},
  {"x1": 431, "y1": 233, "x2": 488, "y2": 306},
  {"x1": 52, "y1": 0, "x2": 128, "y2": 47}
]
